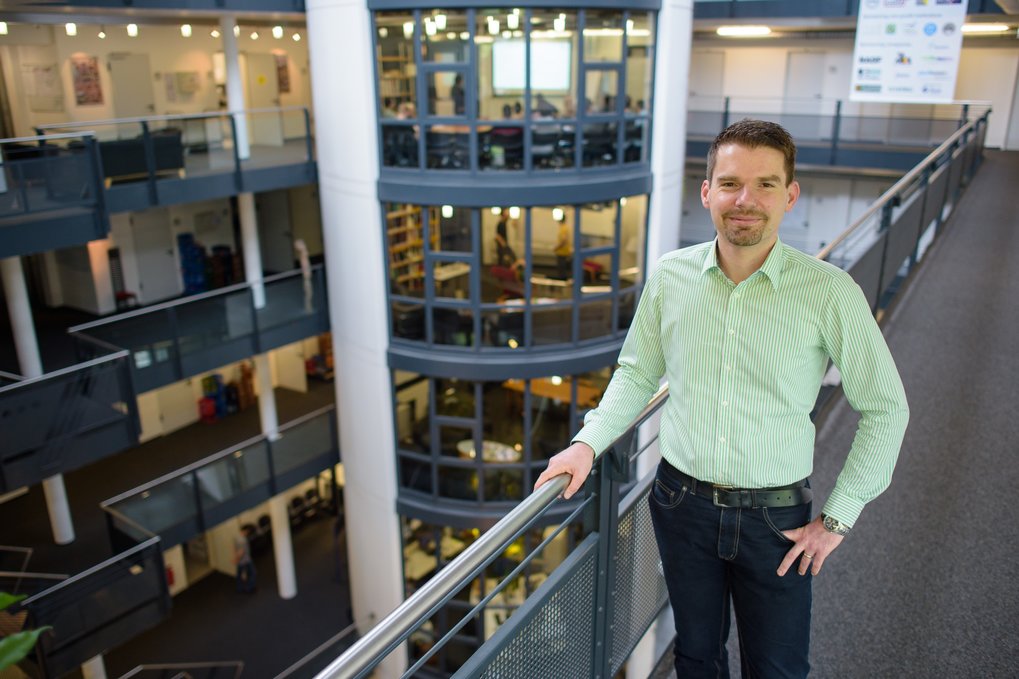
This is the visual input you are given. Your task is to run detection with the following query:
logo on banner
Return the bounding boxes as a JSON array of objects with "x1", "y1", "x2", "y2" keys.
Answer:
[{"x1": 923, "y1": 22, "x2": 938, "y2": 35}]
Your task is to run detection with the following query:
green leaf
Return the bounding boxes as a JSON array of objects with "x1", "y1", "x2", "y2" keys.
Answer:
[
  {"x1": 0, "y1": 592, "x2": 26, "y2": 612},
  {"x1": 0, "y1": 627, "x2": 51, "y2": 670}
]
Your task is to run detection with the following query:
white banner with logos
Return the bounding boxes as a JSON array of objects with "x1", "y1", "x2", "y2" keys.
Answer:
[{"x1": 849, "y1": 0, "x2": 969, "y2": 103}]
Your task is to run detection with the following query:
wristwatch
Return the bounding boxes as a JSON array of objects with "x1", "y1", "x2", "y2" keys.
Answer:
[{"x1": 822, "y1": 513, "x2": 851, "y2": 536}]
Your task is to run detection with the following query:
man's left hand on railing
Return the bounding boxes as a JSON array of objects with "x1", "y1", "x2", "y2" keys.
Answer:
[{"x1": 533, "y1": 441, "x2": 595, "y2": 499}]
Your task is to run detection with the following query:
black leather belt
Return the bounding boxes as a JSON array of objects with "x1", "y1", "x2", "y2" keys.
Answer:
[{"x1": 660, "y1": 461, "x2": 812, "y2": 509}]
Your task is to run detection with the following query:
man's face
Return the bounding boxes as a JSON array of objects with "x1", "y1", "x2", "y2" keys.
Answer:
[{"x1": 701, "y1": 143, "x2": 800, "y2": 250}]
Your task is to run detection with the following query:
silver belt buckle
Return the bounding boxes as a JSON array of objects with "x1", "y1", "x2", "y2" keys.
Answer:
[{"x1": 712, "y1": 486, "x2": 733, "y2": 507}]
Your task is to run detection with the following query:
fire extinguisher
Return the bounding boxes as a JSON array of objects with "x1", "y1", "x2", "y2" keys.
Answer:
[{"x1": 166, "y1": 565, "x2": 175, "y2": 587}]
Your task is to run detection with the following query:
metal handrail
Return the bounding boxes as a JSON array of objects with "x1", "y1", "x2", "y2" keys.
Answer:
[
  {"x1": 0, "y1": 350, "x2": 129, "y2": 395},
  {"x1": 68, "y1": 265, "x2": 324, "y2": 334},
  {"x1": 118, "y1": 661, "x2": 244, "y2": 679},
  {"x1": 100, "y1": 403, "x2": 336, "y2": 508},
  {"x1": 0, "y1": 131, "x2": 97, "y2": 145},
  {"x1": 275, "y1": 621, "x2": 362, "y2": 679},
  {"x1": 0, "y1": 571, "x2": 68, "y2": 581},
  {"x1": 18, "y1": 536, "x2": 161, "y2": 606},
  {"x1": 815, "y1": 114, "x2": 982, "y2": 262},
  {"x1": 36, "y1": 106, "x2": 311, "y2": 131},
  {"x1": 316, "y1": 385, "x2": 670, "y2": 679}
]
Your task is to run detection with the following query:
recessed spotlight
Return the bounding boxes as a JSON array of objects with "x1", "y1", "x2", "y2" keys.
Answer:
[
  {"x1": 292, "y1": 32, "x2": 301, "y2": 42},
  {"x1": 65, "y1": 23, "x2": 77, "y2": 37},
  {"x1": 180, "y1": 24, "x2": 192, "y2": 38},
  {"x1": 0, "y1": 22, "x2": 8, "y2": 36},
  {"x1": 273, "y1": 25, "x2": 284, "y2": 39},
  {"x1": 716, "y1": 25, "x2": 771, "y2": 37},
  {"x1": 127, "y1": 24, "x2": 138, "y2": 38},
  {"x1": 250, "y1": 31, "x2": 259, "y2": 40},
  {"x1": 211, "y1": 29, "x2": 220, "y2": 38}
]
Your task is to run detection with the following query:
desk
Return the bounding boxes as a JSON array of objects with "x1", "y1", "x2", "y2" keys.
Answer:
[
  {"x1": 403, "y1": 534, "x2": 467, "y2": 581},
  {"x1": 456, "y1": 439, "x2": 521, "y2": 463},
  {"x1": 434, "y1": 261, "x2": 470, "y2": 282},
  {"x1": 502, "y1": 378, "x2": 601, "y2": 408}
]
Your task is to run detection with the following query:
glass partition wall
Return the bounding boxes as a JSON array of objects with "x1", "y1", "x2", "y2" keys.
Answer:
[
  {"x1": 374, "y1": 8, "x2": 654, "y2": 172},
  {"x1": 386, "y1": 196, "x2": 648, "y2": 349}
]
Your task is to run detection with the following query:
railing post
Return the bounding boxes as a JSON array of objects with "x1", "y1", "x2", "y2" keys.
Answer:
[
  {"x1": 118, "y1": 353, "x2": 142, "y2": 442},
  {"x1": 229, "y1": 115, "x2": 243, "y2": 191},
  {"x1": 303, "y1": 107, "x2": 313, "y2": 161},
  {"x1": 166, "y1": 306, "x2": 185, "y2": 382},
  {"x1": 830, "y1": 100, "x2": 842, "y2": 165},
  {"x1": 191, "y1": 468, "x2": 206, "y2": 533},
  {"x1": 721, "y1": 96, "x2": 731, "y2": 130},
  {"x1": 910, "y1": 166, "x2": 932, "y2": 270},
  {"x1": 958, "y1": 103, "x2": 969, "y2": 129},
  {"x1": 872, "y1": 199, "x2": 898, "y2": 316},
  {"x1": 140, "y1": 121, "x2": 158, "y2": 204},
  {"x1": 590, "y1": 439, "x2": 628, "y2": 679},
  {"x1": 16, "y1": 152, "x2": 29, "y2": 215}
]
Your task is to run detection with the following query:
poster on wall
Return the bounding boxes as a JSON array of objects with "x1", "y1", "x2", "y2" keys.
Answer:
[
  {"x1": 71, "y1": 55, "x2": 104, "y2": 106},
  {"x1": 274, "y1": 53, "x2": 291, "y2": 94},
  {"x1": 849, "y1": 0, "x2": 968, "y2": 104},
  {"x1": 20, "y1": 63, "x2": 64, "y2": 112}
]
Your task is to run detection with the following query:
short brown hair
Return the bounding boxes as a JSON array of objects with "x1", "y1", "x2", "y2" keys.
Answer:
[{"x1": 706, "y1": 119, "x2": 797, "y2": 186}]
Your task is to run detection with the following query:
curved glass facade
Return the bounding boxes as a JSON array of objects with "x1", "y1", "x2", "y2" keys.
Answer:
[
  {"x1": 374, "y1": 8, "x2": 655, "y2": 173},
  {"x1": 386, "y1": 196, "x2": 647, "y2": 349}
]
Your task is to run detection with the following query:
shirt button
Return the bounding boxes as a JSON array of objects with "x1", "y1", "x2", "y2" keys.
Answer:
[
  {"x1": 728, "y1": 329, "x2": 735, "y2": 336},
  {"x1": 725, "y1": 365, "x2": 731, "y2": 371},
  {"x1": 719, "y1": 436, "x2": 726, "y2": 443},
  {"x1": 722, "y1": 400, "x2": 729, "y2": 407}
]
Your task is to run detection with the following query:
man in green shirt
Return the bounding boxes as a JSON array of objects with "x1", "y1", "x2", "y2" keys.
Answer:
[{"x1": 535, "y1": 119, "x2": 908, "y2": 677}]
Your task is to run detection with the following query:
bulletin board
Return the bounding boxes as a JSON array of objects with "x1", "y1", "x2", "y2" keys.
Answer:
[{"x1": 71, "y1": 55, "x2": 103, "y2": 106}]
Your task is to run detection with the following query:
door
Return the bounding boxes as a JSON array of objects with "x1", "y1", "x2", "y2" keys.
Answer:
[
  {"x1": 256, "y1": 190, "x2": 294, "y2": 274},
  {"x1": 244, "y1": 52, "x2": 284, "y2": 147},
  {"x1": 688, "y1": 51, "x2": 724, "y2": 136},
  {"x1": 132, "y1": 208, "x2": 181, "y2": 304},
  {"x1": 784, "y1": 52, "x2": 827, "y2": 140},
  {"x1": 109, "y1": 53, "x2": 156, "y2": 139}
]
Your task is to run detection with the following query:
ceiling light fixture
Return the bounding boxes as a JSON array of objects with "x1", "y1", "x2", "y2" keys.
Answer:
[
  {"x1": 403, "y1": 21, "x2": 414, "y2": 39},
  {"x1": 98, "y1": 27, "x2": 107, "y2": 39},
  {"x1": 716, "y1": 25, "x2": 771, "y2": 37},
  {"x1": 233, "y1": 25, "x2": 240, "y2": 37},
  {"x1": 127, "y1": 23, "x2": 139, "y2": 38},
  {"x1": 509, "y1": 206, "x2": 521, "y2": 219},
  {"x1": 441, "y1": 205, "x2": 454, "y2": 218},
  {"x1": 292, "y1": 32, "x2": 301, "y2": 42},
  {"x1": 434, "y1": 14, "x2": 447, "y2": 30},
  {"x1": 181, "y1": 24, "x2": 192, "y2": 38},
  {"x1": 0, "y1": 22, "x2": 7, "y2": 36},
  {"x1": 250, "y1": 31, "x2": 259, "y2": 40},
  {"x1": 272, "y1": 25, "x2": 284, "y2": 39},
  {"x1": 65, "y1": 23, "x2": 77, "y2": 37},
  {"x1": 507, "y1": 13, "x2": 519, "y2": 30},
  {"x1": 960, "y1": 23, "x2": 1010, "y2": 34}
]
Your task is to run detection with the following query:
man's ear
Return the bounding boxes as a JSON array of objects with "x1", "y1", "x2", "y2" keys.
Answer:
[
  {"x1": 701, "y1": 179, "x2": 711, "y2": 209},
  {"x1": 785, "y1": 180, "x2": 801, "y2": 212}
]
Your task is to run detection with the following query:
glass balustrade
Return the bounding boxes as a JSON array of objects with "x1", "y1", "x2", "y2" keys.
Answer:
[{"x1": 0, "y1": 134, "x2": 103, "y2": 219}]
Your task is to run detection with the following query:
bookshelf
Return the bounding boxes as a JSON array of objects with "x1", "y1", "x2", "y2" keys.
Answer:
[{"x1": 387, "y1": 205, "x2": 439, "y2": 293}]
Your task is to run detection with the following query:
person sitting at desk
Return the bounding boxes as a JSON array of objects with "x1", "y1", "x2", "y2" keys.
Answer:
[{"x1": 554, "y1": 215, "x2": 573, "y2": 279}]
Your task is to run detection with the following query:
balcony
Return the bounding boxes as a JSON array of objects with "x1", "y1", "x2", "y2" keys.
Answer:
[
  {"x1": 70, "y1": 265, "x2": 329, "y2": 394},
  {"x1": 102, "y1": 405, "x2": 339, "y2": 551},
  {"x1": 0, "y1": 351, "x2": 138, "y2": 494},
  {"x1": 693, "y1": 0, "x2": 1006, "y2": 19},
  {"x1": 37, "y1": 107, "x2": 317, "y2": 214}
]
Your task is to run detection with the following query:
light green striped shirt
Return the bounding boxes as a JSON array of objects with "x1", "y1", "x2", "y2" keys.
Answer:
[{"x1": 576, "y1": 239, "x2": 909, "y2": 526}]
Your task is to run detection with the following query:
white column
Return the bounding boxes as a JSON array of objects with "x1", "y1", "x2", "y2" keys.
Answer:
[
  {"x1": 646, "y1": 0, "x2": 694, "y2": 264},
  {"x1": 80, "y1": 654, "x2": 107, "y2": 679},
  {"x1": 220, "y1": 15, "x2": 251, "y2": 160},
  {"x1": 237, "y1": 192, "x2": 265, "y2": 308},
  {"x1": 253, "y1": 353, "x2": 278, "y2": 439},
  {"x1": 306, "y1": 1, "x2": 406, "y2": 677},
  {"x1": 2, "y1": 255, "x2": 75, "y2": 544},
  {"x1": 269, "y1": 493, "x2": 297, "y2": 599},
  {"x1": 1, "y1": 256, "x2": 42, "y2": 378}
]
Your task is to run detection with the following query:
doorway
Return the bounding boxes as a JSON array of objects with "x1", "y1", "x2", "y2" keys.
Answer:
[
  {"x1": 109, "y1": 53, "x2": 156, "y2": 138},
  {"x1": 244, "y1": 52, "x2": 284, "y2": 147},
  {"x1": 132, "y1": 209, "x2": 181, "y2": 304}
]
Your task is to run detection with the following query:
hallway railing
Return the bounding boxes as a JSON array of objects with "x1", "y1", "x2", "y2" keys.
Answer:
[
  {"x1": 70, "y1": 265, "x2": 329, "y2": 394},
  {"x1": 0, "y1": 350, "x2": 139, "y2": 494},
  {"x1": 101, "y1": 404, "x2": 339, "y2": 551},
  {"x1": 310, "y1": 110, "x2": 990, "y2": 678}
]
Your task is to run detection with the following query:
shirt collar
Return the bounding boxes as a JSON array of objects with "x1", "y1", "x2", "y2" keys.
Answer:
[{"x1": 701, "y1": 237, "x2": 786, "y2": 290}]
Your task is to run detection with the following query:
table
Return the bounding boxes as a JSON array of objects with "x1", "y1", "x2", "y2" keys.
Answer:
[
  {"x1": 502, "y1": 378, "x2": 601, "y2": 408},
  {"x1": 456, "y1": 439, "x2": 521, "y2": 463}
]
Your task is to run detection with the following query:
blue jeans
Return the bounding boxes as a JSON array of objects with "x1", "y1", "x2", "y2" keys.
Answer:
[{"x1": 649, "y1": 461, "x2": 812, "y2": 679}]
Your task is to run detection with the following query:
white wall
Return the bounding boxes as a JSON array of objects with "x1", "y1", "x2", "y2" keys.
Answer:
[
  {"x1": 0, "y1": 21, "x2": 311, "y2": 138},
  {"x1": 692, "y1": 37, "x2": 1019, "y2": 148}
]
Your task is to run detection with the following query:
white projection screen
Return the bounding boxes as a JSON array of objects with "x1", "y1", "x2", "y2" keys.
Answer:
[{"x1": 492, "y1": 39, "x2": 572, "y2": 94}]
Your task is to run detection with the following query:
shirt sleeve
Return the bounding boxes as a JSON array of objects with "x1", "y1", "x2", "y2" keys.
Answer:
[
  {"x1": 820, "y1": 273, "x2": 910, "y2": 526},
  {"x1": 573, "y1": 263, "x2": 668, "y2": 457}
]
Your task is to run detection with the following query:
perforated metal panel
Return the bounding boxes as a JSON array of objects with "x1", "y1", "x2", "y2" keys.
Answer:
[
  {"x1": 608, "y1": 493, "x2": 669, "y2": 674},
  {"x1": 477, "y1": 548, "x2": 598, "y2": 679}
]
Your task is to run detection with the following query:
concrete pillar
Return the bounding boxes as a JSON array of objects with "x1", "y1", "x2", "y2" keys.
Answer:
[
  {"x1": 253, "y1": 353, "x2": 278, "y2": 439},
  {"x1": 237, "y1": 192, "x2": 265, "y2": 308},
  {"x1": 80, "y1": 655, "x2": 107, "y2": 679},
  {"x1": 2, "y1": 256, "x2": 74, "y2": 544},
  {"x1": 219, "y1": 15, "x2": 251, "y2": 160},
  {"x1": 269, "y1": 493, "x2": 297, "y2": 599},
  {"x1": 307, "y1": 1, "x2": 406, "y2": 676},
  {"x1": 646, "y1": 0, "x2": 694, "y2": 263}
]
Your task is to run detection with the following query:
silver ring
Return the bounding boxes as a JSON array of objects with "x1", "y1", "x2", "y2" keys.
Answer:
[{"x1": 803, "y1": 553, "x2": 814, "y2": 559}]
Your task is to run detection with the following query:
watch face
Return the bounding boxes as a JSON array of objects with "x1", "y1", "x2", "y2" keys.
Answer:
[{"x1": 824, "y1": 515, "x2": 847, "y2": 534}]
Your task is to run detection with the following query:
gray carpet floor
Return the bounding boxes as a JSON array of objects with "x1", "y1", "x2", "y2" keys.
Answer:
[{"x1": 651, "y1": 150, "x2": 1019, "y2": 678}]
